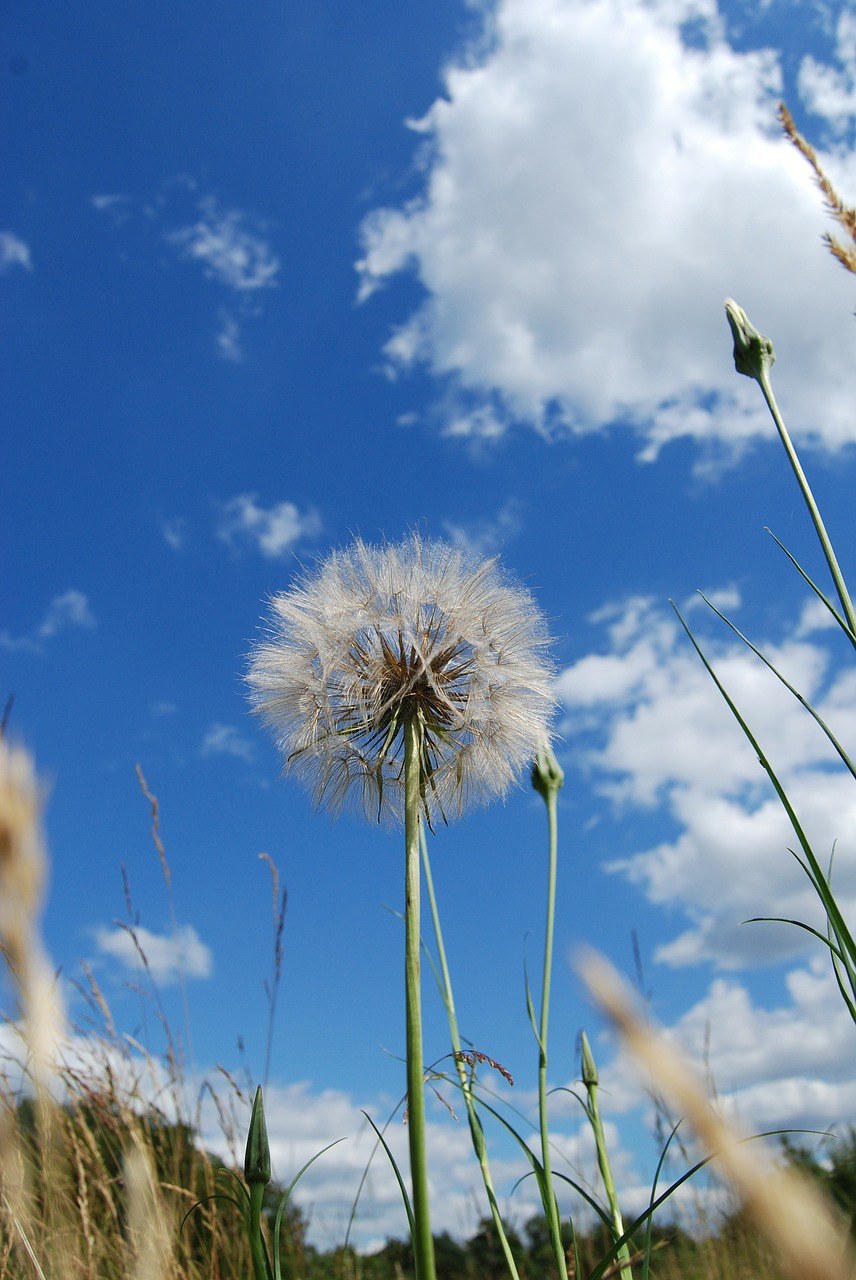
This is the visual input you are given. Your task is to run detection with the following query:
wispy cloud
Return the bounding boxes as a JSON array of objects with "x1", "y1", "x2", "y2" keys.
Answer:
[
  {"x1": 92, "y1": 182, "x2": 279, "y2": 360},
  {"x1": 200, "y1": 723, "x2": 254, "y2": 762},
  {"x1": 216, "y1": 309, "x2": 244, "y2": 362},
  {"x1": 217, "y1": 493, "x2": 321, "y2": 559},
  {"x1": 0, "y1": 231, "x2": 32, "y2": 274},
  {"x1": 357, "y1": 0, "x2": 856, "y2": 462},
  {"x1": 89, "y1": 193, "x2": 134, "y2": 227},
  {"x1": 167, "y1": 196, "x2": 280, "y2": 292},
  {"x1": 442, "y1": 498, "x2": 523, "y2": 555},
  {"x1": 94, "y1": 922, "x2": 213, "y2": 983},
  {"x1": 0, "y1": 590, "x2": 96, "y2": 653},
  {"x1": 160, "y1": 516, "x2": 187, "y2": 552}
]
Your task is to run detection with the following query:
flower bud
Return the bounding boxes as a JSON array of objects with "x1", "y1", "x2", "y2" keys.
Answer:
[
  {"x1": 531, "y1": 743, "x2": 564, "y2": 802},
  {"x1": 244, "y1": 1086, "x2": 271, "y2": 1186},
  {"x1": 580, "y1": 1030, "x2": 598, "y2": 1089},
  {"x1": 724, "y1": 298, "x2": 775, "y2": 382}
]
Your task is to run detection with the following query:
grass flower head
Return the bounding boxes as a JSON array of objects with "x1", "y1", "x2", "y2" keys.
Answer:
[{"x1": 247, "y1": 534, "x2": 555, "y2": 823}]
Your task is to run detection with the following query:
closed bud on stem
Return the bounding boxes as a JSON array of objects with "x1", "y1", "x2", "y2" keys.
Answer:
[
  {"x1": 724, "y1": 298, "x2": 776, "y2": 383},
  {"x1": 531, "y1": 743, "x2": 564, "y2": 802},
  {"x1": 580, "y1": 1030, "x2": 598, "y2": 1089},
  {"x1": 244, "y1": 1086, "x2": 271, "y2": 1187}
]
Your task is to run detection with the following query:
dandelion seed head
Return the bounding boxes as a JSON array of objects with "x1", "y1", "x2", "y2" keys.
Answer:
[{"x1": 247, "y1": 534, "x2": 555, "y2": 823}]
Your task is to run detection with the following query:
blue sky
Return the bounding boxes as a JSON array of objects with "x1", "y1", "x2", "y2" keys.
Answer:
[{"x1": 4, "y1": 0, "x2": 856, "y2": 1252}]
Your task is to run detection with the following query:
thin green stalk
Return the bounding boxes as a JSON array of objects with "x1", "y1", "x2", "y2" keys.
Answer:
[
  {"x1": 244, "y1": 1087, "x2": 272, "y2": 1280},
  {"x1": 725, "y1": 299, "x2": 856, "y2": 641},
  {"x1": 420, "y1": 828, "x2": 522, "y2": 1280},
  {"x1": 581, "y1": 1033, "x2": 633, "y2": 1280},
  {"x1": 404, "y1": 712, "x2": 437, "y2": 1280},
  {"x1": 531, "y1": 747, "x2": 568, "y2": 1280}
]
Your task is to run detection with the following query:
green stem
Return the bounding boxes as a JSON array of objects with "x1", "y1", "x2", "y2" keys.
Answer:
[
  {"x1": 582, "y1": 1034, "x2": 632, "y2": 1280},
  {"x1": 421, "y1": 829, "x2": 522, "y2": 1280},
  {"x1": 248, "y1": 1182, "x2": 270, "y2": 1280},
  {"x1": 532, "y1": 746, "x2": 568, "y2": 1280},
  {"x1": 404, "y1": 713, "x2": 437, "y2": 1280},
  {"x1": 539, "y1": 780, "x2": 567, "y2": 1280},
  {"x1": 755, "y1": 364, "x2": 856, "y2": 641}
]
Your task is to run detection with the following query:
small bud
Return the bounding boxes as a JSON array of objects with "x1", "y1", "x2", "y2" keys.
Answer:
[
  {"x1": 724, "y1": 298, "x2": 775, "y2": 383},
  {"x1": 244, "y1": 1086, "x2": 271, "y2": 1186},
  {"x1": 580, "y1": 1031, "x2": 598, "y2": 1088},
  {"x1": 531, "y1": 743, "x2": 564, "y2": 802}
]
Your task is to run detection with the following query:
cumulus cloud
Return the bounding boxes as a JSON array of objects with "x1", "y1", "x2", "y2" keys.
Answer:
[
  {"x1": 558, "y1": 592, "x2": 856, "y2": 968},
  {"x1": 93, "y1": 922, "x2": 212, "y2": 983},
  {"x1": 0, "y1": 590, "x2": 96, "y2": 652},
  {"x1": 200, "y1": 723, "x2": 254, "y2": 762},
  {"x1": 217, "y1": 493, "x2": 322, "y2": 559},
  {"x1": 357, "y1": 0, "x2": 856, "y2": 460},
  {"x1": 0, "y1": 231, "x2": 32, "y2": 274}
]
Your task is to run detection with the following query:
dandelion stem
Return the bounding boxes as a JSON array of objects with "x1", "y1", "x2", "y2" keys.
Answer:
[
  {"x1": 404, "y1": 712, "x2": 437, "y2": 1280},
  {"x1": 421, "y1": 828, "x2": 522, "y2": 1280}
]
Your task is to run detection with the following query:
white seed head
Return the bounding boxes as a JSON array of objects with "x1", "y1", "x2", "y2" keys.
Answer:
[{"x1": 247, "y1": 534, "x2": 555, "y2": 824}]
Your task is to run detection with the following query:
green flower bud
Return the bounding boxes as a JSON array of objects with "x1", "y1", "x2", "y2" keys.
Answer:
[
  {"x1": 531, "y1": 743, "x2": 564, "y2": 802},
  {"x1": 580, "y1": 1031, "x2": 598, "y2": 1089},
  {"x1": 724, "y1": 298, "x2": 775, "y2": 383},
  {"x1": 244, "y1": 1085, "x2": 271, "y2": 1186}
]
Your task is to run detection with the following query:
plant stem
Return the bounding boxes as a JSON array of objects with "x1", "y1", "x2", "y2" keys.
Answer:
[
  {"x1": 404, "y1": 713, "x2": 437, "y2": 1280},
  {"x1": 724, "y1": 299, "x2": 856, "y2": 643},
  {"x1": 755, "y1": 364, "x2": 856, "y2": 640},
  {"x1": 421, "y1": 829, "x2": 522, "y2": 1280},
  {"x1": 582, "y1": 1033, "x2": 633, "y2": 1280},
  {"x1": 533, "y1": 747, "x2": 568, "y2": 1280},
  {"x1": 248, "y1": 1182, "x2": 270, "y2": 1280}
]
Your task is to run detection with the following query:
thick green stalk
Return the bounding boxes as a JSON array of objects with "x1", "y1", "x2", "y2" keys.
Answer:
[
  {"x1": 421, "y1": 829, "x2": 522, "y2": 1280},
  {"x1": 532, "y1": 747, "x2": 568, "y2": 1280},
  {"x1": 404, "y1": 713, "x2": 437, "y2": 1280},
  {"x1": 248, "y1": 1183, "x2": 270, "y2": 1280}
]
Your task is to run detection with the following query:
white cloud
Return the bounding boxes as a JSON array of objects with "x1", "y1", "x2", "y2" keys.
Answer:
[
  {"x1": 38, "y1": 590, "x2": 96, "y2": 639},
  {"x1": 216, "y1": 309, "x2": 244, "y2": 362},
  {"x1": 92, "y1": 183, "x2": 278, "y2": 356},
  {"x1": 168, "y1": 196, "x2": 280, "y2": 292},
  {"x1": 90, "y1": 193, "x2": 134, "y2": 227},
  {"x1": 94, "y1": 922, "x2": 213, "y2": 983},
  {"x1": 357, "y1": 0, "x2": 856, "y2": 460},
  {"x1": 1, "y1": 590, "x2": 96, "y2": 652},
  {"x1": 217, "y1": 493, "x2": 322, "y2": 559},
  {"x1": 150, "y1": 701, "x2": 177, "y2": 718},
  {"x1": 0, "y1": 231, "x2": 32, "y2": 274},
  {"x1": 442, "y1": 498, "x2": 523, "y2": 554},
  {"x1": 558, "y1": 593, "x2": 856, "y2": 968},
  {"x1": 160, "y1": 516, "x2": 187, "y2": 551},
  {"x1": 799, "y1": 8, "x2": 856, "y2": 129},
  {"x1": 200, "y1": 723, "x2": 254, "y2": 762}
]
